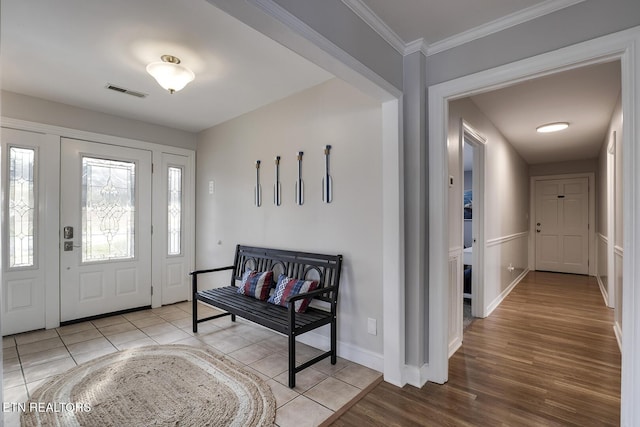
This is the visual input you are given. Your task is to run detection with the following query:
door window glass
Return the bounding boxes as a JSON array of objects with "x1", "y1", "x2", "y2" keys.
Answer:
[
  {"x1": 82, "y1": 157, "x2": 136, "y2": 262},
  {"x1": 8, "y1": 147, "x2": 36, "y2": 268},
  {"x1": 167, "y1": 166, "x2": 182, "y2": 255}
]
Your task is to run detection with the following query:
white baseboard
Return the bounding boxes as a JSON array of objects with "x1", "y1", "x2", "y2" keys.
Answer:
[
  {"x1": 614, "y1": 321, "x2": 622, "y2": 352},
  {"x1": 448, "y1": 336, "x2": 462, "y2": 358},
  {"x1": 596, "y1": 274, "x2": 611, "y2": 307},
  {"x1": 404, "y1": 362, "x2": 435, "y2": 388},
  {"x1": 297, "y1": 330, "x2": 384, "y2": 373},
  {"x1": 486, "y1": 268, "x2": 529, "y2": 316}
]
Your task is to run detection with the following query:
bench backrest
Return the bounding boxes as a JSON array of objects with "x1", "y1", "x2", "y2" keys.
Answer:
[{"x1": 230, "y1": 245, "x2": 343, "y2": 305}]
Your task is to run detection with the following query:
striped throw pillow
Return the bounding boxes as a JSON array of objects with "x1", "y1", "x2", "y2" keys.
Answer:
[
  {"x1": 237, "y1": 270, "x2": 274, "y2": 300},
  {"x1": 267, "y1": 274, "x2": 319, "y2": 313}
]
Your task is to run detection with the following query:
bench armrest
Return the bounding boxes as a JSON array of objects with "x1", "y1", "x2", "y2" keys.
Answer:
[
  {"x1": 286, "y1": 286, "x2": 337, "y2": 303},
  {"x1": 190, "y1": 266, "x2": 235, "y2": 276},
  {"x1": 191, "y1": 266, "x2": 235, "y2": 297}
]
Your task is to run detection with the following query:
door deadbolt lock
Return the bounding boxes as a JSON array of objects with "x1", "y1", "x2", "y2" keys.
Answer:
[{"x1": 64, "y1": 226, "x2": 74, "y2": 239}]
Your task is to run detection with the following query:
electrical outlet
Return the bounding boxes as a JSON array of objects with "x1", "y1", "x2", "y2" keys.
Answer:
[{"x1": 367, "y1": 318, "x2": 377, "y2": 336}]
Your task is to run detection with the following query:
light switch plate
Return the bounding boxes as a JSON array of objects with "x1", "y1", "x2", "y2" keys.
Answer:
[{"x1": 367, "y1": 318, "x2": 377, "y2": 335}]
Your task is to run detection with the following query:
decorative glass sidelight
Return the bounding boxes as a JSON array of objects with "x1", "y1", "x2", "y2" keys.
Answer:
[
  {"x1": 82, "y1": 157, "x2": 136, "y2": 262},
  {"x1": 167, "y1": 166, "x2": 183, "y2": 255},
  {"x1": 8, "y1": 147, "x2": 36, "y2": 268}
]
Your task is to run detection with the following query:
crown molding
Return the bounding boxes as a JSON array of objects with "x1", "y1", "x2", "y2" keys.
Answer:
[
  {"x1": 341, "y1": 0, "x2": 407, "y2": 55},
  {"x1": 342, "y1": 0, "x2": 586, "y2": 57},
  {"x1": 403, "y1": 38, "x2": 427, "y2": 56},
  {"x1": 248, "y1": 0, "x2": 403, "y2": 98},
  {"x1": 426, "y1": 0, "x2": 587, "y2": 55}
]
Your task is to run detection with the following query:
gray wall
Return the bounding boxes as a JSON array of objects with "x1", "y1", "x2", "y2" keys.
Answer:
[
  {"x1": 426, "y1": 0, "x2": 640, "y2": 86},
  {"x1": 1, "y1": 91, "x2": 197, "y2": 150},
  {"x1": 402, "y1": 51, "x2": 428, "y2": 366},
  {"x1": 271, "y1": 0, "x2": 403, "y2": 91},
  {"x1": 449, "y1": 98, "x2": 529, "y2": 309},
  {"x1": 196, "y1": 78, "x2": 385, "y2": 362}
]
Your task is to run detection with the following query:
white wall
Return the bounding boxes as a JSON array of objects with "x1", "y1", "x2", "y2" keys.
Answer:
[
  {"x1": 596, "y1": 93, "x2": 623, "y2": 341},
  {"x1": 610, "y1": 97, "x2": 624, "y2": 334},
  {"x1": 529, "y1": 159, "x2": 597, "y2": 177},
  {"x1": 196, "y1": 78, "x2": 384, "y2": 366},
  {"x1": 449, "y1": 98, "x2": 529, "y2": 314},
  {"x1": 1, "y1": 91, "x2": 197, "y2": 150}
]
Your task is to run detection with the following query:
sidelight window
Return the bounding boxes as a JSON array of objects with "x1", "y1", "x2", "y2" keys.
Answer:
[
  {"x1": 167, "y1": 166, "x2": 183, "y2": 256},
  {"x1": 8, "y1": 147, "x2": 36, "y2": 268}
]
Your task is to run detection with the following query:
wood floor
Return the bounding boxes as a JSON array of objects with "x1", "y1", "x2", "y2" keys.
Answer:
[{"x1": 331, "y1": 272, "x2": 621, "y2": 426}]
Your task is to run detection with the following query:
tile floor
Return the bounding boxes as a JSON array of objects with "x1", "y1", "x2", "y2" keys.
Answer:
[{"x1": 2, "y1": 301, "x2": 381, "y2": 427}]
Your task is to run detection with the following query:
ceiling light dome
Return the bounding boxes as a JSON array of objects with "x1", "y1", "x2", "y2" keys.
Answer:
[
  {"x1": 536, "y1": 122, "x2": 569, "y2": 133},
  {"x1": 146, "y1": 55, "x2": 195, "y2": 94}
]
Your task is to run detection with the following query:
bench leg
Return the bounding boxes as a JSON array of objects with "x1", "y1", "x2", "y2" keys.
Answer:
[
  {"x1": 192, "y1": 298, "x2": 198, "y2": 333},
  {"x1": 289, "y1": 333, "x2": 296, "y2": 388},
  {"x1": 331, "y1": 316, "x2": 337, "y2": 365}
]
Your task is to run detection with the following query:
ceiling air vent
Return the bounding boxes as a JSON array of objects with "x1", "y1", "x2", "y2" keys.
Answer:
[{"x1": 105, "y1": 83, "x2": 147, "y2": 98}]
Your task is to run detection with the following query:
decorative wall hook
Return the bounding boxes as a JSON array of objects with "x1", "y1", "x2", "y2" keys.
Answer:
[
  {"x1": 254, "y1": 160, "x2": 262, "y2": 207},
  {"x1": 295, "y1": 151, "x2": 304, "y2": 206},
  {"x1": 322, "y1": 145, "x2": 333, "y2": 203},
  {"x1": 274, "y1": 156, "x2": 281, "y2": 206}
]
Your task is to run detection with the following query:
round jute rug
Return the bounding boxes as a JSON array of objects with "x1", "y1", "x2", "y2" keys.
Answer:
[{"x1": 21, "y1": 345, "x2": 276, "y2": 427}]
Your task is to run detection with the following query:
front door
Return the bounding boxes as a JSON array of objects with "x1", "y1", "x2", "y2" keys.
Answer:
[
  {"x1": 535, "y1": 177, "x2": 589, "y2": 274},
  {"x1": 60, "y1": 138, "x2": 152, "y2": 322}
]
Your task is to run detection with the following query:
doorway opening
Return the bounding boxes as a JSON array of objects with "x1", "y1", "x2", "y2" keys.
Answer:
[{"x1": 427, "y1": 30, "x2": 637, "y2": 404}]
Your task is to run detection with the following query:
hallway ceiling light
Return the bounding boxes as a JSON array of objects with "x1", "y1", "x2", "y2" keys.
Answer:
[
  {"x1": 146, "y1": 55, "x2": 195, "y2": 94},
  {"x1": 536, "y1": 122, "x2": 569, "y2": 133}
]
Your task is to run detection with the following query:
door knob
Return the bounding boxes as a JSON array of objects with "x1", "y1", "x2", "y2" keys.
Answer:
[
  {"x1": 63, "y1": 241, "x2": 81, "y2": 251},
  {"x1": 536, "y1": 229, "x2": 541, "y2": 233}
]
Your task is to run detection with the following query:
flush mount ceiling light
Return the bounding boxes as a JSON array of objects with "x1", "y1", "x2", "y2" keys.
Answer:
[
  {"x1": 536, "y1": 122, "x2": 569, "y2": 133},
  {"x1": 146, "y1": 55, "x2": 195, "y2": 94}
]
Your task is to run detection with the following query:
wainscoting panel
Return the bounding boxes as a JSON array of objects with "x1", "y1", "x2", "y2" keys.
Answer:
[
  {"x1": 485, "y1": 231, "x2": 529, "y2": 316},
  {"x1": 614, "y1": 245, "x2": 623, "y2": 351},
  {"x1": 448, "y1": 248, "x2": 463, "y2": 357},
  {"x1": 597, "y1": 233, "x2": 609, "y2": 304}
]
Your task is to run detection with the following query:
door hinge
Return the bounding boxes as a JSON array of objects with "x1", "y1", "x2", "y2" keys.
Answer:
[
  {"x1": 151, "y1": 286, "x2": 154, "y2": 296},
  {"x1": 151, "y1": 225, "x2": 154, "y2": 235},
  {"x1": 152, "y1": 163, "x2": 154, "y2": 173}
]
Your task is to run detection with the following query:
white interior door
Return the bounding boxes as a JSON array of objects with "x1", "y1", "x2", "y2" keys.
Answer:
[
  {"x1": 535, "y1": 177, "x2": 589, "y2": 274},
  {"x1": 60, "y1": 138, "x2": 152, "y2": 322}
]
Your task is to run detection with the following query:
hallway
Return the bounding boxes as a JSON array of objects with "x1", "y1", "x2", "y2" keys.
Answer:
[{"x1": 332, "y1": 272, "x2": 621, "y2": 426}]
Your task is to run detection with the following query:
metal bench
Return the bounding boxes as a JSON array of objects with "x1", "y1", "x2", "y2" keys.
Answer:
[{"x1": 190, "y1": 244, "x2": 343, "y2": 388}]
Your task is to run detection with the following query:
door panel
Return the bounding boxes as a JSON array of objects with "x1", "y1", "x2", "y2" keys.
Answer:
[
  {"x1": 1, "y1": 128, "x2": 49, "y2": 335},
  {"x1": 535, "y1": 177, "x2": 589, "y2": 274},
  {"x1": 160, "y1": 153, "x2": 191, "y2": 305},
  {"x1": 60, "y1": 138, "x2": 152, "y2": 322}
]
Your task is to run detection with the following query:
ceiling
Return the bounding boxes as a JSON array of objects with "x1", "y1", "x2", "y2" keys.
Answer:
[
  {"x1": 0, "y1": 0, "x2": 333, "y2": 133},
  {"x1": 0, "y1": 0, "x2": 621, "y2": 166},
  {"x1": 469, "y1": 61, "x2": 621, "y2": 164}
]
